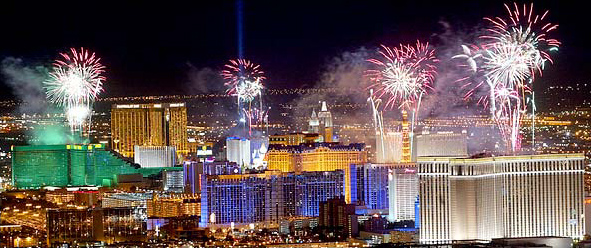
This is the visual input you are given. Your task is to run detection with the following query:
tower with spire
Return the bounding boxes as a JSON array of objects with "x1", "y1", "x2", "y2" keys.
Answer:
[{"x1": 307, "y1": 101, "x2": 333, "y2": 142}]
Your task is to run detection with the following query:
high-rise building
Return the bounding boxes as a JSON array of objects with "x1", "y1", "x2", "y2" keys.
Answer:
[
  {"x1": 200, "y1": 170, "x2": 284, "y2": 227},
  {"x1": 265, "y1": 142, "x2": 367, "y2": 203},
  {"x1": 163, "y1": 169, "x2": 184, "y2": 192},
  {"x1": 111, "y1": 103, "x2": 188, "y2": 159},
  {"x1": 308, "y1": 101, "x2": 333, "y2": 142},
  {"x1": 226, "y1": 137, "x2": 251, "y2": 167},
  {"x1": 12, "y1": 144, "x2": 140, "y2": 189},
  {"x1": 183, "y1": 161, "x2": 242, "y2": 194},
  {"x1": 319, "y1": 196, "x2": 358, "y2": 238},
  {"x1": 352, "y1": 163, "x2": 418, "y2": 222},
  {"x1": 418, "y1": 154, "x2": 585, "y2": 243},
  {"x1": 283, "y1": 171, "x2": 345, "y2": 217},
  {"x1": 147, "y1": 193, "x2": 200, "y2": 218},
  {"x1": 133, "y1": 145, "x2": 177, "y2": 167},
  {"x1": 199, "y1": 170, "x2": 344, "y2": 227}
]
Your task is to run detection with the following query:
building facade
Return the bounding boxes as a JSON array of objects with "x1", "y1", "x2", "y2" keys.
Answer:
[
  {"x1": 226, "y1": 137, "x2": 251, "y2": 167},
  {"x1": 418, "y1": 154, "x2": 585, "y2": 243},
  {"x1": 265, "y1": 143, "x2": 367, "y2": 203},
  {"x1": 308, "y1": 101, "x2": 333, "y2": 142},
  {"x1": 352, "y1": 163, "x2": 418, "y2": 222},
  {"x1": 133, "y1": 145, "x2": 177, "y2": 167},
  {"x1": 111, "y1": 103, "x2": 188, "y2": 159},
  {"x1": 200, "y1": 170, "x2": 344, "y2": 227},
  {"x1": 12, "y1": 144, "x2": 140, "y2": 189}
]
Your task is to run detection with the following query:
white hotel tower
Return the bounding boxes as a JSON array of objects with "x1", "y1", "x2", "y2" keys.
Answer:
[{"x1": 418, "y1": 154, "x2": 585, "y2": 243}]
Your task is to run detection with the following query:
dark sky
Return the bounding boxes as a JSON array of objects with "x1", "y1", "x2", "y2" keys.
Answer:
[{"x1": 0, "y1": 1, "x2": 587, "y2": 99}]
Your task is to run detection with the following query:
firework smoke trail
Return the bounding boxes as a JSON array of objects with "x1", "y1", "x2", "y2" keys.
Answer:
[
  {"x1": 366, "y1": 41, "x2": 438, "y2": 157},
  {"x1": 368, "y1": 89, "x2": 385, "y2": 162},
  {"x1": 44, "y1": 47, "x2": 105, "y2": 132},
  {"x1": 242, "y1": 108, "x2": 269, "y2": 136},
  {"x1": 454, "y1": 2, "x2": 559, "y2": 153}
]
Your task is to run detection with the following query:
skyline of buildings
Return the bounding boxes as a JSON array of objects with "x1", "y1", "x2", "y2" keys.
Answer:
[{"x1": 2, "y1": 96, "x2": 590, "y2": 247}]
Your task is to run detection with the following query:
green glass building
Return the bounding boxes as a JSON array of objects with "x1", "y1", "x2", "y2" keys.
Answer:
[{"x1": 11, "y1": 144, "x2": 175, "y2": 189}]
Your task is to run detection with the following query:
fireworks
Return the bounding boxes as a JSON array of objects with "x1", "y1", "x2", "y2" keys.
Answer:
[
  {"x1": 455, "y1": 2, "x2": 559, "y2": 152},
  {"x1": 221, "y1": 59, "x2": 265, "y2": 100},
  {"x1": 236, "y1": 78, "x2": 264, "y2": 102},
  {"x1": 366, "y1": 41, "x2": 438, "y2": 110},
  {"x1": 44, "y1": 47, "x2": 105, "y2": 131},
  {"x1": 242, "y1": 108, "x2": 269, "y2": 135}
]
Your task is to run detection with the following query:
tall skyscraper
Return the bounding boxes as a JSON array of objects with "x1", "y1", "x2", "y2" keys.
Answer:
[
  {"x1": 352, "y1": 163, "x2": 418, "y2": 222},
  {"x1": 199, "y1": 170, "x2": 344, "y2": 227},
  {"x1": 418, "y1": 154, "x2": 585, "y2": 243},
  {"x1": 111, "y1": 103, "x2": 188, "y2": 159},
  {"x1": 12, "y1": 144, "x2": 140, "y2": 189},
  {"x1": 308, "y1": 101, "x2": 333, "y2": 142},
  {"x1": 266, "y1": 143, "x2": 367, "y2": 203}
]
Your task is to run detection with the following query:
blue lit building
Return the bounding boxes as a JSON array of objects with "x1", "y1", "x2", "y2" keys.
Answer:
[
  {"x1": 352, "y1": 163, "x2": 418, "y2": 222},
  {"x1": 199, "y1": 170, "x2": 344, "y2": 226}
]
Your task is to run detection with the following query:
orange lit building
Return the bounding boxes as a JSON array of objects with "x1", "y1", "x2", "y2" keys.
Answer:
[
  {"x1": 147, "y1": 193, "x2": 200, "y2": 218},
  {"x1": 265, "y1": 143, "x2": 367, "y2": 203}
]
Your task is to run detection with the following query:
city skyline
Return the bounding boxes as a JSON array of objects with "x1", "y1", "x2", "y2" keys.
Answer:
[{"x1": 1, "y1": 1, "x2": 590, "y2": 247}]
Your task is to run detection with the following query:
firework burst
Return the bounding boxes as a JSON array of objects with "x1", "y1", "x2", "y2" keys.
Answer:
[
  {"x1": 221, "y1": 59, "x2": 265, "y2": 99},
  {"x1": 366, "y1": 41, "x2": 438, "y2": 110},
  {"x1": 44, "y1": 47, "x2": 105, "y2": 131},
  {"x1": 454, "y1": 2, "x2": 559, "y2": 152},
  {"x1": 45, "y1": 48, "x2": 105, "y2": 108}
]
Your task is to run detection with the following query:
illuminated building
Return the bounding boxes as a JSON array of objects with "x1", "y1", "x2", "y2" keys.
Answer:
[
  {"x1": 11, "y1": 144, "x2": 140, "y2": 189},
  {"x1": 147, "y1": 193, "x2": 200, "y2": 218},
  {"x1": 183, "y1": 161, "x2": 241, "y2": 194},
  {"x1": 269, "y1": 133, "x2": 321, "y2": 146},
  {"x1": 102, "y1": 193, "x2": 151, "y2": 208},
  {"x1": 200, "y1": 170, "x2": 284, "y2": 226},
  {"x1": 283, "y1": 171, "x2": 345, "y2": 217},
  {"x1": 319, "y1": 196, "x2": 358, "y2": 238},
  {"x1": 266, "y1": 143, "x2": 366, "y2": 203},
  {"x1": 226, "y1": 137, "x2": 250, "y2": 167},
  {"x1": 44, "y1": 187, "x2": 100, "y2": 207},
  {"x1": 418, "y1": 154, "x2": 585, "y2": 243},
  {"x1": 250, "y1": 136, "x2": 269, "y2": 169},
  {"x1": 163, "y1": 169, "x2": 184, "y2": 192},
  {"x1": 352, "y1": 163, "x2": 417, "y2": 222},
  {"x1": 46, "y1": 207, "x2": 147, "y2": 245},
  {"x1": 376, "y1": 132, "x2": 403, "y2": 163},
  {"x1": 308, "y1": 101, "x2": 333, "y2": 142},
  {"x1": 413, "y1": 131, "x2": 468, "y2": 158},
  {"x1": 199, "y1": 170, "x2": 344, "y2": 226},
  {"x1": 111, "y1": 103, "x2": 188, "y2": 159},
  {"x1": 133, "y1": 145, "x2": 177, "y2": 167},
  {"x1": 401, "y1": 110, "x2": 411, "y2": 162}
]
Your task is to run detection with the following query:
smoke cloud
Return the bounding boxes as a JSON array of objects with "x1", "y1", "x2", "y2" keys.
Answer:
[
  {"x1": 185, "y1": 63, "x2": 225, "y2": 94},
  {"x1": 1, "y1": 57, "x2": 49, "y2": 114},
  {"x1": 290, "y1": 48, "x2": 372, "y2": 121},
  {"x1": 1, "y1": 57, "x2": 71, "y2": 145}
]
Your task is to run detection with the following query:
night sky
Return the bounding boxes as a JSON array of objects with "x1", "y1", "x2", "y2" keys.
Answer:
[{"x1": 0, "y1": 1, "x2": 587, "y2": 99}]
